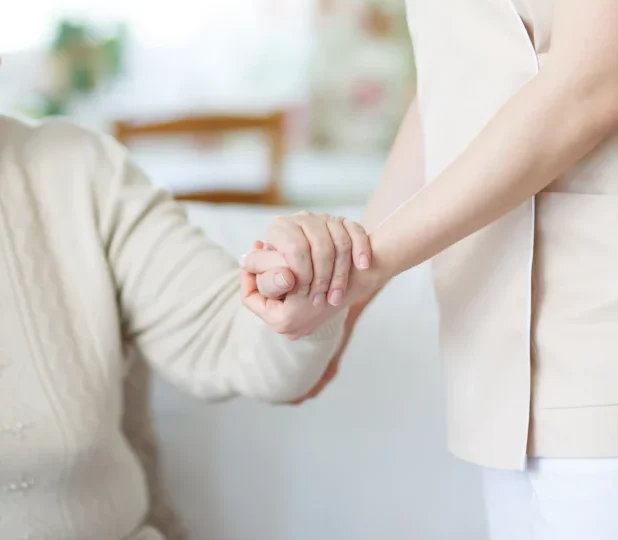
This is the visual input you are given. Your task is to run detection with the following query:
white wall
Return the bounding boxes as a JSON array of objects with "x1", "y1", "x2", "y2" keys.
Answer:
[{"x1": 151, "y1": 204, "x2": 488, "y2": 540}]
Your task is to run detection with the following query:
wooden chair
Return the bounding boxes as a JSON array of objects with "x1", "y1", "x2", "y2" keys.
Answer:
[{"x1": 113, "y1": 112, "x2": 286, "y2": 205}]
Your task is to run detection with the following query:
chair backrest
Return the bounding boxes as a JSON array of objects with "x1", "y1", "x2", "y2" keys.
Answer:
[{"x1": 113, "y1": 112, "x2": 286, "y2": 206}]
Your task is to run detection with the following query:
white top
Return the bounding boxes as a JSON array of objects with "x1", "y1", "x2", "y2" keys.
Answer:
[
  {"x1": 407, "y1": 0, "x2": 618, "y2": 470},
  {"x1": 0, "y1": 115, "x2": 344, "y2": 540}
]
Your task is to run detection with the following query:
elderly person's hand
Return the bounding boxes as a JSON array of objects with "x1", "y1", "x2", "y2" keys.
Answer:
[
  {"x1": 245, "y1": 245, "x2": 297, "y2": 298},
  {"x1": 240, "y1": 212, "x2": 384, "y2": 340},
  {"x1": 242, "y1": 211, "x2": 372, "y2": 306}
]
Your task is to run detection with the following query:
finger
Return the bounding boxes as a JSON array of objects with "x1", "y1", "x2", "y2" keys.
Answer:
[
  {"x1": 242, "y1": 269, "x2": 289, "y2": 324},
  {"x1": 294, "y1": 214, "x2": 335, "y2": 308},
  {"x1": 240, "y1": 240, "x2": 272, "y2": 314},
  {"x1": 266, "y1": 217, "x2": 313, "y2": 296},
  {"x1": 343, "y1": 219, "x2": 371, "y2": 270},
  {"x1": 239, "y1": 247, "x2": 288, "y2": 273},
  {"x1": 324, "y1": 216, "x2": 352, "y2": 307},
  {"x1": 256, "y1": 268, "x2": 296, "y2": 298},
  {"x1": 240, "y1": 242, "x2": 261, "y2": 298},
  {"x1": 239, "y1": 243, "x2": 297, "y2": 298},
  {"x1": 241, "y1": 270, "x2": 266, "y2": 315}
]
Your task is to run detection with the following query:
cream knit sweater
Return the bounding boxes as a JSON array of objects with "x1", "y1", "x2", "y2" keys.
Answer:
[{"x1": 0, "y1": 115, "x2": 344, "y2": 540}]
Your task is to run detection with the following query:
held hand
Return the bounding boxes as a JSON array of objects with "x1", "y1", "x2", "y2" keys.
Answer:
[
  {"x1": 243, "y1": 211, "x2": 372, "y2": 306},
  {"x1": 241, "y1": 264, "x2": 346, "y2": 340},
  {"x1": 241, "y1": 213, "x2": 384, "y2": 339},
  {"x1": 240, "y1": 243, "x2": 297, "y2": 299}
]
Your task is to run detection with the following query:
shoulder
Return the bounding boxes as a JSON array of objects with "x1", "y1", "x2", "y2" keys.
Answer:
[
  {"x1": 0, "y1": 115, "x2": 123, "y2": 166},
  {"x1": 0, "y1": 115, "x2": 138, "y2": 204}
]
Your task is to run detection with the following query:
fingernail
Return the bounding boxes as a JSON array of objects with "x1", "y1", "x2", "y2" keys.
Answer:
[
  {"x1": 358, "y1": 253, "x2": 369, "y2": 270},
  {"x1": 313, "y1": 293, "x2": 326, "y2": 307},
  {"x1": 275, "y1": 273, "x2": 290, "y2": 289},
  {"x1": 328, "y1": 289, "x2": 343, "y2": 306},
  {"x1": 238, "y1": 254, "x2": 248, "y2": 268}
]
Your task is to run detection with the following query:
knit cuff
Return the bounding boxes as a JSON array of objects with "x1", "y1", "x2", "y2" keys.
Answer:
[{"x1": 301, "y1": 309, "x2": 348, "y2": 344}]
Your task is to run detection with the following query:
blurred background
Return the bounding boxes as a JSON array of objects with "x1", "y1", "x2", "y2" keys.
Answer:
[
  {"x1": 0, "y1": 3, "x2": 488, "y2": 539},
  {"x1": 0, "y1": 0, "x2": 415, "y2": 206}
]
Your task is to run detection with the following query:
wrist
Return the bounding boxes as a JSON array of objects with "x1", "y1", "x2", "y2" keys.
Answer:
[{"x1": 346, "y1": 264, "x2": 386, "y2": 311}]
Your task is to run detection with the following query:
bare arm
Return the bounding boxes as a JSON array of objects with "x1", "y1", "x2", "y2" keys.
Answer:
[
  {"x1": 240, "y1": 98, "x2": 426, "y2": 336},
  {"x1": 241, "y1": 0, "x2": 618, "y2": 342},
  {"x1": 367, "y1": 0, "x2": 618, "y2": 285},
  {"x1": 348, "y1": 97, "x2": 425, "y2": 320},
  {"x1": 362, "y1": 98, "x2": 426, "y2": 233}
]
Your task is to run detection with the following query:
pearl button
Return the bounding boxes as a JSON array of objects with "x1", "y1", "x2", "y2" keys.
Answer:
[
  {"x1": 2, "y1": 420, "x2": 33, "y2": 440},
  {"x1": 3, "y1": 475, "x2": 36, "y2": 495}
]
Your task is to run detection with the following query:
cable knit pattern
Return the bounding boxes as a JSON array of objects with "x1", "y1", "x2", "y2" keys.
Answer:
[
  {"x1": 0, "y1": 115, "x2": 345, "y2": 540},
  {"x1": 122, "y1": 347, "x2": 189, "y2": 540}
]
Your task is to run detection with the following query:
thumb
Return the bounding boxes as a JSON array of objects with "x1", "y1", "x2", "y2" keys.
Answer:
[
  {"x1": 239, "y1": 246, "x2": 296, "y2": 298},
  {"x1": 239, "y1": 248, "x2": 288, "y2": 273},
  {"x1": 257, "y1": 268, "x2": 296, "y2": 298}
]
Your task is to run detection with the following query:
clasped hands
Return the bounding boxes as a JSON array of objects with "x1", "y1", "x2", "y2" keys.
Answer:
[{"x1": 239, "y1": 211, "x2": 382, "y2": 403}]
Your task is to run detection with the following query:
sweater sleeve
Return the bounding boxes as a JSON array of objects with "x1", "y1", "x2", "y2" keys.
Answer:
[{"x1": 95, "y1": 135, "x2": 345, "y2": 403}]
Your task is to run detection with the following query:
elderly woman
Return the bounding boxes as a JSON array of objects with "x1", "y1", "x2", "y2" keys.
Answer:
[
  {"x1": 244, "y1": 0, "x2": 618, "y2": 538},
  {"x1": 0, "y1": 111, "x2": 372, "y2": 540}
]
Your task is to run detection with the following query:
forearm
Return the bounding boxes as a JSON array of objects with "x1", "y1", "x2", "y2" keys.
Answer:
[
  {"x1": 133, "y1": 262, "x2": 346, "y2": 403},
  {"x1": 240, "y1": 0, "x2": 618, "y2": 343},
  {"x1": 131, "y1": 249, "x2": 346, "y2": 403},
  {"x1": 362, "y1": 99, "x2": 426, "y2": 233},
  {"x1": 216, "y1": 305, "x2": 347, "y2": 403},
  {"x1": 101, "y1": 138, "x2": 345, "y2": 403},
  {"x1": 370, "y1": 68, "x2": 618, "y2": 281},
  {"x1": 350, "y1": 98, "x2": 426, "y2": 314}
]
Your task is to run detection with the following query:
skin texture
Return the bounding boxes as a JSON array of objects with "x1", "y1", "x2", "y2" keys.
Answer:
[
  {"x1": 240, "y1": 216, "x2": 371, "y2": 339},
  {"x1": 243, "y1": 213, "x2": 371, "y2": 308}
]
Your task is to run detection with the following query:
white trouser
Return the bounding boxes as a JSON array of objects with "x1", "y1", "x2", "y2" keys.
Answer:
[{"x1": 483, "y1": 458, "x2": 618, "y2": 540}]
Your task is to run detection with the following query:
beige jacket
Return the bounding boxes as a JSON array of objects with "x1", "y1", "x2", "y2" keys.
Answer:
[
  {"x1": 408, "y1": 0, "x2": 618, "y2": 470},
  {"x1": 0, "y1": 115, "x2": 344, "y2": 540}
]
